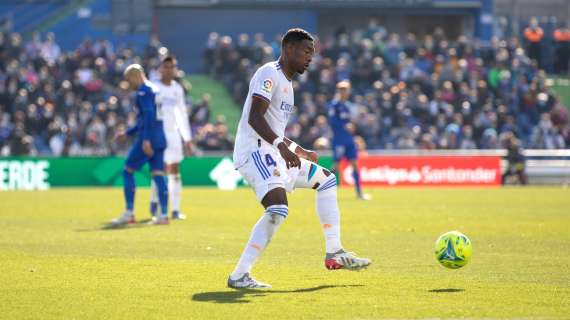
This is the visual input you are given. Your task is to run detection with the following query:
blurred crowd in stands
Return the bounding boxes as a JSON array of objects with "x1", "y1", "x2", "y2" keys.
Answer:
[
  {"x1": 0, "y1": 32, "x2": 233, "y2": 156},
  {"x1": 1, "y1": 16, "x2": 569, "y2": 157},
  {"x1": 204, "y1": 18, "x2": 570, "y2": 150}
]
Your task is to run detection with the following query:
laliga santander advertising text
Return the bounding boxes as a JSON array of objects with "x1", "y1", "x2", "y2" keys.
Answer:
[{"x1": 340, "y1": 155, "x2": 501, "y2": 186}]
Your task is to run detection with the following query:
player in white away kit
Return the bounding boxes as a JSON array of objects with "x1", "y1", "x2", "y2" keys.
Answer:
[
  {"x1": 228, "y1": 29, "x2": 371, "y2": 289},
  {"x1": 150, "y1": 56, "x2": 192, "y2": 220}
]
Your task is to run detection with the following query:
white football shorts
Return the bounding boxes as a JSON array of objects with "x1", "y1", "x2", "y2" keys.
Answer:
[
  {"x1": 237, "y1": 146, "x2": 335, "y2": 202},
  {"x1": 164, "y1": 130, "x2": 184, "y2": 164}
]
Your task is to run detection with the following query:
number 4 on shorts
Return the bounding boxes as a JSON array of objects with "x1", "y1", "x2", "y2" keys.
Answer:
[{"x1": 265, "y1": 154, "x2": 276, "y2": 167}]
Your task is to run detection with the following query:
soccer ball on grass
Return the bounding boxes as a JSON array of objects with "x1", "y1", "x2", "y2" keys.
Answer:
[{"x1": 435, "y1": 231, "x2": 472, "y2": 269}]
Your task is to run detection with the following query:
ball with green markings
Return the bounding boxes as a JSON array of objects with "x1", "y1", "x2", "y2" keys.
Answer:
[{"x1": 435, "y1": 231, "x2": 472, "y2": 269}]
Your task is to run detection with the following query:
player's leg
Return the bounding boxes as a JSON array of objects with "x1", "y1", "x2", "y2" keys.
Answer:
[
  {"x1": 294, "y1": 160, "x2": 342, "y2": 253},
  {"x1": 148, "y1": 149, "x2": 169, "y2": 225},
  {"x1": 111, "y1": 145, "x2": 146, "y2": 225},
  {"x1": 346, "y1": 142, "x2": 370, "y2": 200},
  {"x1": 331, "y1": 143, "x2": 343, "y2": 175},
  {"x1": 350, "y1": 159, "x2": 362, "y2": 196},
  {"x1": 228, "y1": 150, "x2": 288, "y2": 289},
  {"x1": 149, "y1": 180, "x2": 158, "y2": 217},
  {"x1": 110, "y1": 166, "x2": 137, "y2": 226},
  {"x1": 294, "y1": 159, "x2": 371, "y2": 270},
  {"x1": 518, "y1": 170, "x2": 528, "y2": 186},
  {"x1": 228, "y1": 188, "x2": 287, "y2": 289},
  {"x1": 164, "y1": 133, "x2": 185, "y2": 220},
  {"x1": 501, "y1": 167, "x2": 512, "y2": 185},
  {"x1": 123, "y1": 167, "x2": 136, "y2": 214},
  {"x1": 516, "y1": 163, "x2": 528, "y2": 185},
  {"x1": 167, "y1": 162, "x2": 185, "y2": 220}
]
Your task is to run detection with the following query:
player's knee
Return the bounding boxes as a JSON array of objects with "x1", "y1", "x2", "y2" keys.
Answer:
[
  {"x1": 350, "y1": 161, "x2": 358, "y2": 169},
  {"x1": 265, "y1": 204, "x2": 288, "y2": 224},
  {"x1": 151, "y1": 170, "x2": 165, "y2": 176},
  {"x1": 167, "y1": 164, "x2": 180, "y2": 175},
  {"x1": 261, "y1": 186, "x2": 288, "y2": 207},
  {"x1": 151, "y1": 175, "x2": 168, "y2": 193},
  {"x1": 316, "y1": 177, "x2": 337, "y2": 193},
  {"x1": 122, "y1": 169, "x2": 135, "y2": 189},
  {"x1": 327, "y1": 169, "x2": 337, "y2": 181},
  {"x1": 123, "y1": 166, "x2": 134, "y2": 174},
  {"x1": 123, "y1": 169, "x2": 134, "y2": 177},
  {"x1": 309, "y1": 165, "x2": 337, "y2": 191}
]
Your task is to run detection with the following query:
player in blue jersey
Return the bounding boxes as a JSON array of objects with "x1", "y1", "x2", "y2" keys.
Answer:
[
  {"x1": 110, "y1": 64, "x2": 170, "y2": 226},
  {"x1": 328, "y1": 81, "x2": 370, "y2": 200}
]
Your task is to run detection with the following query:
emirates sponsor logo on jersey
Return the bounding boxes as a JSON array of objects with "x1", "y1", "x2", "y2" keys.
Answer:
[{"x1": 280, "y1": 101, "x2": 295, "y2": 113}]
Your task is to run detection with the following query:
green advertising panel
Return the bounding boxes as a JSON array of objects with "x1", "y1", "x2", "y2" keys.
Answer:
[{"x1": 0, "y1": 156, "x2": 333, "y2": 190}]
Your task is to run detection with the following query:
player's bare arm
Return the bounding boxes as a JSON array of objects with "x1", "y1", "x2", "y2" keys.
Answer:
[
  {"x1": 184, "y1": 140, "x2": 195, "y2": 156},
  {"x1": 115, "y1": 128, "x2": 127, "y2": 142},
  {"x1": 284, "y1": 137, "x2": 318, "y2": 163},
  {"x1": 142, "y1": 140, "x2": 153, "y2": 157},
  {"x1": 248, "y1": 95, "x2": 301, "y2": 169}
]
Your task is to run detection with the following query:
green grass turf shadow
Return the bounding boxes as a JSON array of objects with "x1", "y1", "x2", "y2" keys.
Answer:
[
  {"x1": 75, "y1": 219, "x2": 160, "y2": 232},
  {"x1": 192, "y1": 285, "x2": 364, "y2": 304},
  {"x1": 428, "y1": 288, "x2": 465, "y2": 293}
]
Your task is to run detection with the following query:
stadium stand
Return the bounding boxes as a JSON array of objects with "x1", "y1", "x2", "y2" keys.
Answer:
[
  {"x1": 0, "y1": 31, "x2": 234, "y2": 156},
  {"x1": 203, "y1": 26, "x2": 569, "y2": 151},
  {"x1": 0, "y1": 1, "x2": 69, "y2": 35},
  {"x1": 0, "y1": 0, "x2": 567, "y2": 157}
]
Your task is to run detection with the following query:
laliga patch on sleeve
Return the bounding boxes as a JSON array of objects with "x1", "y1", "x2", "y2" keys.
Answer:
[{"x1": 261, "y1": 79, "x2": 273, "y2": 94}]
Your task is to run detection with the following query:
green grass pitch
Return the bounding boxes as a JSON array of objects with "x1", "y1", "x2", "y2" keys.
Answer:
[{"x1": 1, "y1": 187, "x2": 569, "y2": 319}]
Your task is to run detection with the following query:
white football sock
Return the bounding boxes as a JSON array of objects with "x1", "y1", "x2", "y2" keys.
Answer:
[
  {"x1": 316, "y1": 178, "x2": 343, "y2": 254},
  {"x1": 150, "y1": 180, "x2": 158, "y2": 203},
  {"x1": 168, "y1": 174, "x2": 182, "y2": 212},
  {"x1": 231, "y1": 205, "x2": 287, "y2": 279}
]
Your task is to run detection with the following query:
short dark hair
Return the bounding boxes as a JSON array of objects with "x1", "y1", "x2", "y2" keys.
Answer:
[
  {"x1": 161, "y1": 55, "x2": 177, "y2": 65},
  {"x1": 281, "y1": 28, "x2": 314, "y2": 48}
]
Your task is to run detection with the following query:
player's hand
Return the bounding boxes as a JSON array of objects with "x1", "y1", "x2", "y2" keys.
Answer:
[
  {"x1": 115, "y1": 130, "x2": 127, "y2": 143},
  {"x1": 142, "y1": 140, "x2": 154, "y2": 157},
  {"x1": 297, "y1": 147, "x2": 318, "y2": 163},
  {"x1": 184, "y1": 141, "x2": 194, "y2": 156},
  {"x1": 346, "y1": 123, "x2": 356, "y2": 134},
  {"x1": 278, "y1": 143, "x2": 301, "y2": 169}
]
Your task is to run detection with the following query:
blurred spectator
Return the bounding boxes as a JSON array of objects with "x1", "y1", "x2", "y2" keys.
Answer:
[
  {"x1": 530, "y1": 113, "x2": 566, "y2": 149},
  {"x1": 501, "y1": 133, "x2": 528, "y2": 185},
  {"x1": 190, "y1": 94, "x2": 212, "y2": 129},
  {"x1": 524, "y1": 17, "x2": 544, "y2": 67},
  {"x1": 195, "y1": 116, "x2": 234, "y2": 151},
  {"x1": 553, "y1": 24, "x2": 570, "y2": 74},
  {"x1": 40, "y1": 32, "x2": 61, "y2": 66}
]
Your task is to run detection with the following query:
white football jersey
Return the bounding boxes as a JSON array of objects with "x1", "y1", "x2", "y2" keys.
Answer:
[
  {"x1": 153, "y1": 80, "x2": 191, "y2": 142},
  {"x1": 233, "y1": 61, "x2": 295, "y2": 168}
]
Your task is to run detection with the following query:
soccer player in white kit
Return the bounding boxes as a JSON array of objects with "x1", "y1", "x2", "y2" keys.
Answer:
[
  {"x1": 227, "y1": 29, "x2": 371, "y2": 289},
  {"x1": 150, "y1": 56, "x2": 192, "y2": 220}
]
